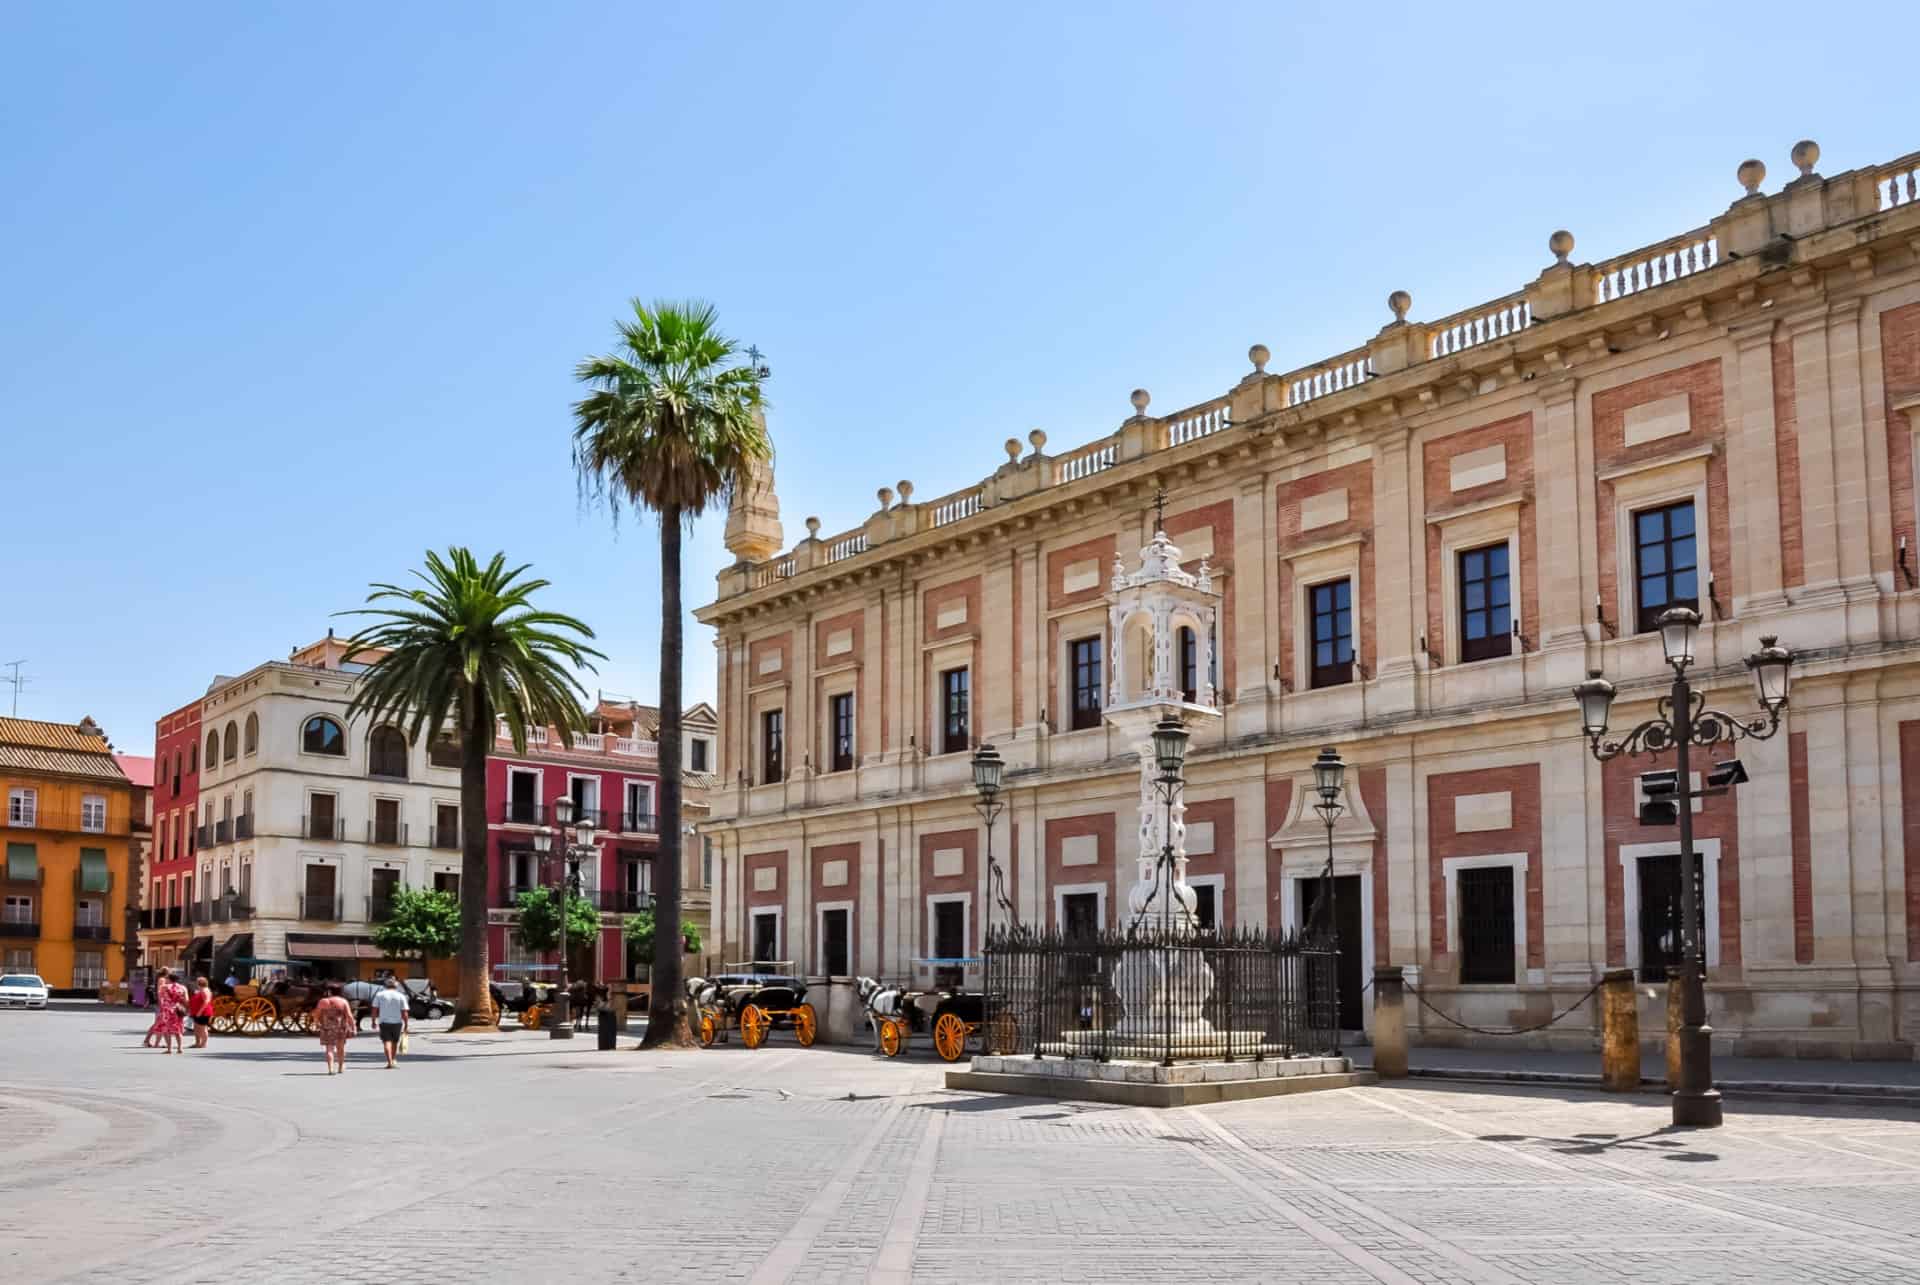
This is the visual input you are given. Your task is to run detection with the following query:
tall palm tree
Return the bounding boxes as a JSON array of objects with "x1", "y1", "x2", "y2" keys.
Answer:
[
  {"x1": 571, "y1": 299, "x2": 770, "y2": 1048},
  {"x1": 338, "y1": 548, "x2": 602, "y2": 1029}
]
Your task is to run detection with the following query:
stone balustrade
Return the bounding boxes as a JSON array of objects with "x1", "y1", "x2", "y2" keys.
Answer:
[{"x1": 715, "y1": 138, "x2": 1920, "y2": 603}]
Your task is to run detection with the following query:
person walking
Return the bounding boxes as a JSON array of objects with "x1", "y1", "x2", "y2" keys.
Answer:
[
  {"x1": 312, "y1": 981, "x2": 355, "y2": 1075},
  {"x1": 142, "y1": 969, "x2": 165, "y2": 1048},
  {"x1": 188, "y1": 976, "x2": 215, "y2": 1048},
  {"x1": 370, "y1": 975, "x2": 410, "y2": 1069},
  {"x1": 153, "y1": 968, "x2": 187, "y2": 1055}
]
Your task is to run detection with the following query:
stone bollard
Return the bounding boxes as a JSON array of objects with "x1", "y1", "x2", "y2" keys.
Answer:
[
  {"x1": 1599, "y1": 968, "x2": 1639, "y2": 1092},
  {"x1": 1371, "y1": 965, "x2": 1408, "y2": 1078},
  {"x1": 610, "y1": 983, "x2": 629, "y2": 1030},
  {"x1": 1665, "y1": 965, "x2": 1683, "y2": 1088}
]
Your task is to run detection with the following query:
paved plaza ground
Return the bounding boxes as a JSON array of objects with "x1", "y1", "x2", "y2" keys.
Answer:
[{"x1": 5, "y1": 1010, "x2": 1920, "y2": 1284}]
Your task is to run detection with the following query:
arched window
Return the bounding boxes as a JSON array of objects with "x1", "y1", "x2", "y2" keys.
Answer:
[
  {"x1": 368, "y1": 726, "x2": 409, "y2": 779},
  {"x1": 222, "y1": 722, "x2": 238, "y2": 763},
  {"x1": 243, "y1": 713, "x2": 259, "y2": 755},
  {"x1": 205, "y1": 731, "x2": 220, "y2": 768},
  {"x1": 302, "y1": 716, "x2": 346, "y2": 756}
]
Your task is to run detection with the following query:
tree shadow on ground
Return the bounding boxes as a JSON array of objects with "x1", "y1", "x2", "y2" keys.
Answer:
[{"x1": 1478, "y1": 1126, "x2": 1718, "y2": 1162}]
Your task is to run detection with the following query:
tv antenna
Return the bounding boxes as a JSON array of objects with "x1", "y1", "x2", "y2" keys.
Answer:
[{"x1": 3, "y1": 660, "x2": 25, "y2": 717}]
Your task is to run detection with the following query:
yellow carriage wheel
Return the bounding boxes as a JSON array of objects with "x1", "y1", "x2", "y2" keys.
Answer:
[
  {"x1": 297, "y1": 1008, "x2": 315, "y2": 1034},
  {"x1": 793, "y1": 1003, "x2": 818, "y2": 1048},
  {"x1": 210, "y1": 997, "x2": 238, "y2": 1035},
  {"x1": 739, "y1": 1003, "x2": 769, "y2": 1050},
  {"x1": 237, "y1": 997, "x2": 277, "y2": 1036},
  {"x1": 932, "y1": 1012, "x2": 969, "y2": 1063},
  {"x1": 877, "y1": 1017, "x2": 904, "y2": 1058},
  {"x1": 522, "y1": 1004, "x2": 545, "y2": 1031},
  {"x1": 698, "y1": 1012, "x2": 718, "y2": 1048}
]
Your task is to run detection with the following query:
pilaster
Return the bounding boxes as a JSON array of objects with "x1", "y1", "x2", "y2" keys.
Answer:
[
  {"x1": 1789, "y1": 306, "x2": 1844, "y2": 594},
  {"x1": 1370, "y1": 429, "x2": 1418, "y2": 714},
  {"x1": 1727, "y1": 319, "x2": 1788, "y2": 614},
  {"x1": 1229, "y1": 474, "x2": 1272, "y2": 739},
  {"x1": 1734, "y1": 714, "x2": 1794, "y2": 964}
]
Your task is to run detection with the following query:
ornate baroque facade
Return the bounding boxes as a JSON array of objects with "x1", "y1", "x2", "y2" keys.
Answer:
[{"x1": 697, "y1": 139, "x2": 1920, "y2": 1057}]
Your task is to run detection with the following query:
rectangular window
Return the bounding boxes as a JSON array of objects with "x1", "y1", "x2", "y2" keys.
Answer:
[
  {"x1": 507, "y1": 770, "x2": 540, "y2": 824},
  {"x1": 433, "y1": 870, "x2": 459, "y2": 897},
  {"x1": 307, "y1": 793, "x2": 338, "y2": 840},
  {"x1": 621, "y1": 856, "x2": 652, "y2": 899},
  {"x1": 1458, "y1": 543, "x2": 1513, "y2": 663},
  {"x1": 1179, "y1": 628, "x2": 1199, "y2": 704},
  {"x1": 1633, "y1": 500, "x2": 1698, "y2": 634},
  {"x1": 830, "y1": 692, "x2": 856, "y2": 772},
  {"x1": 6, "y1": 788, "x2": 35, "y2": 827},
  {"x1": 5, "y1": 843, "x2": 36, "y2": 881},
  {"x1": 73, "y1": 950, "x2": 105, "y2": 989},
  {"x1": 622, "y1": 781, "x2": 653, "y2": 831},
  {"x1": 762, "y1": 710, "x2": 785, "y2": 784},
  {"x1": 1635, "y1": 853, "x2": 1704, "y2": 984},
  {"x1": 435, "y1": 803, "x2": 458, "y2": 849},
  {"x1": 75, "y1": 897, "x2": 104, "y2": 927},
  {"x1": 932, "y1": 899, "x2": 966, "y2": 960},
  {"x1": 940, "y1": 668, "x2": 969, "y2": 755},
  {"x1": 81, "y1": 794, "x2": 107, "y2": 833},
  {"x1": 702, "y1": 837, "x2": 713, "y2": 889},
  {"x1": 569, "y1": 776, "x2": 599, "y2": 826},
  {"x1": 1191, "y1": 882, "x2": 1218, "y2": 934},
  {"x1": 1061, "y1": 891, "x2": 1099, "y2": 939},
  {"x1": 510, "y1": 850, "x2": 536, "y2": 895},
  {"x1": 79, "y1": 848, "x2": 108, "y2": 893},
  {"x1": 2, "y1": 895, "x2": 33, "y2": 925},
  {"x1": 303, "y1": 864, "x2": 337, "y2": 919},
  {"x1": 369, "y1": 867, "x2": 400, "y2": 921},
  {"x1": 751, "y1": 910, "x2": 779, "y2": 963},
  {"x1": 1070, "y1": 637, "x2": 1103, "y2": 731},
  {"x1": 821, "y1": 907, "x2": 850, "y2": 976},
  {"x1": 1457, "y1": 865, "x2": 1516, "y2": 984},
  {"x1": 1309, "y1": 578, "x2": 1354, "y2": 689},
  {"x1": 690, "y1": 738, "x2": 710, "y2": 772},
  {"x1": 5, "y1": 947, "x2": 35, "y2": 973}
]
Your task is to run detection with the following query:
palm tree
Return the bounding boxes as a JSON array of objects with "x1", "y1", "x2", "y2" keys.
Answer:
[
  {"x1": 338, "y1": 548, "x2": 602, "y2": 1029},
  {"x1": 571, "y1": 299, "x2": 770, "y2": 1047}
]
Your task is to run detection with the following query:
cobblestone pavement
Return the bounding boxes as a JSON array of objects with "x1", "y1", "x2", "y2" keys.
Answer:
[{"x1": 5, "y1": 1010, "x2": 1920, "y2": 1284}]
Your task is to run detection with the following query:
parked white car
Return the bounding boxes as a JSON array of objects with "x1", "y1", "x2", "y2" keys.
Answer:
[{"x1": 0, "y1": 974, "x2": 49, "y2": 1009}]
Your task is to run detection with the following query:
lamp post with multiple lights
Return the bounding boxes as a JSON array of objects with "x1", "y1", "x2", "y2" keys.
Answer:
[
  {"x1": 1571, "y1": 607, "x2": 1794, "y2": 1127},
  {"x1": 533, "y1": 796, "x2": 598, "y2": 1040}
]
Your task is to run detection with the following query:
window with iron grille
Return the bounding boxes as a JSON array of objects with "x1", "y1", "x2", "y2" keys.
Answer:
[
  {"x1": 932, "y1": 899, "x2": 966, "y2": 959},
  {"x1": 1309, "y1": 578, "x2": 1353, "y2": 688},
  {"x1": 1457, "y1": 543, "x2": 1512, "y2": 663},
  {"x1": 1633, "y1": 500, "x2": 1698, "y2": 633},
  {"x1": 821, "y1": 907, "x2": 850, "y2": 976},
  {"x1": 1069, "y1": 637, "x2": 1103, "y2": 731},
  {"x1": 940, "y1": 668, "x2": 969, "y2": 754},
  {"x1": 751, "y1": 911, "x2": 779, "y2": 962},
  {"x1": 1635, "y1": 853, "x2": 1704, "y2": 983},
  {"x1": 761, "y1": 709, "x2": 784, "y2": 784},
  {"x1": 1456, "y1": 865, "x2": 1515, "y2": 984},
  {"x1": 73, "y1": 950, "x2": 105, "y2": 990},
  {"x1": 830, "y1": 692, "x2": 855, "y2": 772}
]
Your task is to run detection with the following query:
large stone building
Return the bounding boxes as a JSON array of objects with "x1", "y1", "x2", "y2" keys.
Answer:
[{"x1": 697, "y1": 138, "x2": 1920, "y2": 1058}]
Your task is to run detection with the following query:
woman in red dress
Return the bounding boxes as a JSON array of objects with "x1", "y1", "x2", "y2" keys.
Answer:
[
  {"x1": 311, "y1": 981, "x2": 356, "y2": 1075},
  {"x1": 153, "y1": 968, "x2": 187, "y2": 1054}
]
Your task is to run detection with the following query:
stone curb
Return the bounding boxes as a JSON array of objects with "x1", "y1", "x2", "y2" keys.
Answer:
[{"x1": 1396, "y1": 1065, "x2": 1920, "y2": 1107}]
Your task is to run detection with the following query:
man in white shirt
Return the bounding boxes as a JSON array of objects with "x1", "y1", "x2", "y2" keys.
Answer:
[{"x1": 371, "y1": 977, "x2": 411, "y2": 1069}]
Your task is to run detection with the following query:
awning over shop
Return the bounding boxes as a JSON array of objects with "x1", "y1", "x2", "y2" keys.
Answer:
[
  {"x1": 183, "y1": 936, "x2": 213, "y2": 961},
  {"x1": 214, "y1": 933, "x2": 254, "y2": 969},
  {"x1": 284, "y1": 933, "x2": 385, "y2": 961}
]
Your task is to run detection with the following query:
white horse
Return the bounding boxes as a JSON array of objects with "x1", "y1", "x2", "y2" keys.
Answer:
[{"x1": 855, "y1": 976, "x2": 905, "y2": 1038}]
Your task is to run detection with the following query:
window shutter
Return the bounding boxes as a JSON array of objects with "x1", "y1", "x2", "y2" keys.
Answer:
[
  {"x1": 81, "y1": 848, "x2": 109, "y2": 892},
  {"x1": 6, "y1": 843, "x2": 37, "y2": 881}
]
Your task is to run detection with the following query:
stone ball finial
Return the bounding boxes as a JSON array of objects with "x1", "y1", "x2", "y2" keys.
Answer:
[
  {"x1": 1549, "y1": 229, "x2": 1575, "y2": 264},
  {"x1": 877, "y1": 487, "x2": 894, "y2": 509},
  {"x1": 1387, "y1": 290, "x2": 1411, "y2": 322},
  {"x1": 1249, "y1": 343, "x2": 1270, "y2": 372},
  {"x1": 1737, "y1": 158, "x2": 1766, "y2": 196},
  {"x1": 805, "y1": 515, "x2": 821, "y2": 537},
  {"x1": 1130, "y1": 388, "x2": 1150, "y2": 416},
  {"x1": 1027, "y1": 428, "x2": 1048, "y2": 453},
  {"x1": 897, "y1": 479, "x2": 914, "y2": 503},
  {"x1": 1004, "y1": 437, "x2": 1022, "y2": 462},
  {"x1": 1791, "y1": 139, "x2": 1820, "y2": 178}
]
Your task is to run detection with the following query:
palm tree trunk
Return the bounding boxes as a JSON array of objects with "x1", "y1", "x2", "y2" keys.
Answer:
[
  {"x1": 453, "y1": 698, "x2": 498, "y2": 1028},
  {"x1": 643, "y1": 503, "x2": 694, "y2": 1047}
]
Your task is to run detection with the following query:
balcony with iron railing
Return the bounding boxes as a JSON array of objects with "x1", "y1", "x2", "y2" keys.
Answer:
[
  {"x1": 619, "y1": 811, "x2": 658, "y2": 834},
  {"x1": 499, "y1": 800, "x2": 546, "y2": 827},
  {"x1": 299, "y1": 895, "x2": 343, "y2": 921},
  {"x1": 430, "y1": 825, "x2": 460, "y2": 850},
  {"x1": 366, "y1": 819, "x2": 409, "y2": 846},
  {"x1": 367, "y1": 895, "x2": 397, "y2": 923},
  {"x1": 304, "y1": 815, "x2": 346, "y2": 841},
  {"x1": 0, "y1": 914, "x2": 39, "y2": 938},
  {"x1": 235, "y1": 813, "x2": 255, "y2": 840},
  {"x1": 196, "y1": 824, "x2": 215, "y2": 849},
  {"x1": 73, "y1": 921, "x2": 113, "y2": 942},
  {"x1": 214, "y1": 818, "x2": 232, "y2": 845}
]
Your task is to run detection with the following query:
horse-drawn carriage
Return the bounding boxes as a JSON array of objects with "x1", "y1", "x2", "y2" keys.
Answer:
[
  {"x1": 858, "y1": 959, "x2": 1012, "y2": 1062},
  {"x1": 688, "y1": 963, "x2": 817, "y2": 1050},
  {"x1": 208, "y1": 960, "x2": 324, "y2": 1036},
  {"x1": 490, "y1": 966, "x2": 560, "y2": 1029}
]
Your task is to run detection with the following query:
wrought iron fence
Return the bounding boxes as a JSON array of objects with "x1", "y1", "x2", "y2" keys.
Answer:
[{"x1": 983, "y1": 924, "x2": 1342, "y2": 1064}]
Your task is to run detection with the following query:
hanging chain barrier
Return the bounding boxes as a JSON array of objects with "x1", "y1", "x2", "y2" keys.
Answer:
[{"x1": 1400, "y1": 975, "x2": 1606, "y2": 1037}]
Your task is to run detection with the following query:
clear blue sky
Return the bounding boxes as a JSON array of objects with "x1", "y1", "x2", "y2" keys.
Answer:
[{"x1": 3, "y1": 2, "x2": 1913, "y2": 750}]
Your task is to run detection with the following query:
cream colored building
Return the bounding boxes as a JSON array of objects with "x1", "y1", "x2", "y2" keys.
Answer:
[{"x1": 697, "y1": 139, "x2": 1920, "y2": 1059}]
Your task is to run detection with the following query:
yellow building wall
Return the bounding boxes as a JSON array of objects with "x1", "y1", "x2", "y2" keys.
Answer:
[{"x1": 1, "y1": 774, "x2": 133, "y2": 991}]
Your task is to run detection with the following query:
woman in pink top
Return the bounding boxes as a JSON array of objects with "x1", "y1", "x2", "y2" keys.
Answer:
[{"x1": 152, "y1": 969, "x2": 187, "y2": 1054}]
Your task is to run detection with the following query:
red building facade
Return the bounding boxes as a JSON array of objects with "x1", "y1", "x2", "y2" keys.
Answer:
[{"x1": 139, "y1": 699, "x2": 202, "y2": 970}]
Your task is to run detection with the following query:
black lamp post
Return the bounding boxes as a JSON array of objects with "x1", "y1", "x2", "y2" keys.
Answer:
[
  {"x1": 970, "y1": 743, "x2": 1016, "y2": 935},
  {"x1": 1571, "y1": 609, "x2": 1794, "y2": 1128},
  {"x1": 539, "y1": 796, "x2": 598, "y2": 1040},
  {"x1": 1309, "y1": 746, "x2": 1346, "y2": 1050}
]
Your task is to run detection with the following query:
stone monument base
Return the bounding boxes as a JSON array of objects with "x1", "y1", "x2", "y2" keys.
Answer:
[{"x1": 946, "y1": 1053, "x2": 1374, "y2": 1108}]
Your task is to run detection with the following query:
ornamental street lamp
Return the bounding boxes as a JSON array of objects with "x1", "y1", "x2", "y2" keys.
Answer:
[
  {"x1": 1310, "y1": 746, "x2": 1346, "y2": 1050},
  {"x1": 970, "y1": 743, "x2": 1016, "y2": 935},
  {"x1": 1571, "y1": 610, "x2": 1794, "y2": 1129},
  {"x1": 540, "y1": 796, "x2": 598, "y2": 1040}
]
